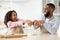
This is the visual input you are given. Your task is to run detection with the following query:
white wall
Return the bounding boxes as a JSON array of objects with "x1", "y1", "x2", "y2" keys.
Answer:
[{"x1": 0, "y1": 0, "x2": 42, "y2": 21}]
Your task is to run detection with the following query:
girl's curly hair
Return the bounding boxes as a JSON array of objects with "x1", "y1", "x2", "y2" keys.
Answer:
[{"x1": 4, "y1": 10, "x2": 17, "y2": 26}]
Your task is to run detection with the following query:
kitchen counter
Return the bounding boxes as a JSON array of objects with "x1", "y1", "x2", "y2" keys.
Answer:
[{"x1": 0, "y1": 33, "x2": 60, "y2": 40}]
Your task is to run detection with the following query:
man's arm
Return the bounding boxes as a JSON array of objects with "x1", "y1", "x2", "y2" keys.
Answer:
[{"x1": 42, "y1": 20, "x2": 59, "y2": 34}]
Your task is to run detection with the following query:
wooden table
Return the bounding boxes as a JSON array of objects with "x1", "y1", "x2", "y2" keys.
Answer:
[{"x1": 0, "y1": 33, "x2": 60, "y2": 40}]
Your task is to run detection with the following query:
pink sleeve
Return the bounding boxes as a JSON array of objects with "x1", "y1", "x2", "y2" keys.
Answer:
[
  {"x1": 18, "y1": 21, "x2": 24, "y2": 25},
  {"x1": 18, "y1": 19, "x2": 24, "y2": 24},
  {"x1": 7, "y1": 21, "x2": 16, "y2": 28}
]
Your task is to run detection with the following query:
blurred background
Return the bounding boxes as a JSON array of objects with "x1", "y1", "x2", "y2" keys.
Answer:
[
  {"x1": 0, "y1": 0, "x2": 42, "y2": 21},
  {"x1": 0, "y1": 0, "x2": 60, "y2": 37}
]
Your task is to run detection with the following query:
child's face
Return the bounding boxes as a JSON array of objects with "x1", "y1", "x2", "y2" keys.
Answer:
[{"x1": 11, "y1": 12, "x2": 17, "y2": 21}]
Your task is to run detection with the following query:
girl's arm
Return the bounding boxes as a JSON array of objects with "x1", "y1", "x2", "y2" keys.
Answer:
[
  {"x1": 7, "y1": 21, "x2": 17, "y2": 28},
  {"x1": 23, "y1": 20, "x2": 33, "y2": 26}
]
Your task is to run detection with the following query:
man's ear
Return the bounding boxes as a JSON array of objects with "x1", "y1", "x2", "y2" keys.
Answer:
[
  {"x1": 51, "y1": 9, "x2": 54, "y2": 13},
  {"x1": 50, "y1": 8, "x2": 53, "y2": 13},
  {"x1": 50, "y1": 7, "x2": 54, "y2": 12}
]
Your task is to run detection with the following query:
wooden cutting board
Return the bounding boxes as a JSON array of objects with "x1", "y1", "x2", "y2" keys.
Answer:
[{"x1": 0, "y1": 34, "x2": 27, "y2": 38}]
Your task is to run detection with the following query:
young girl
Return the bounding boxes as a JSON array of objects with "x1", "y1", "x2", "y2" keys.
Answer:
[{"x1": 4, "y1": 10, "x2": 24, "y2": 34}]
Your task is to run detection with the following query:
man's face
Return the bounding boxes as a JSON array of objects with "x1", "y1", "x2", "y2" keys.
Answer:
[{"x1": 44, "y1": 5, "x2": 51, "y2": 17}]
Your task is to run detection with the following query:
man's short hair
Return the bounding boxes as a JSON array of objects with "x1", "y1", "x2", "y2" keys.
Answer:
[{"x1": 47, "y1": 3, "x2": 55, "y2": 10}]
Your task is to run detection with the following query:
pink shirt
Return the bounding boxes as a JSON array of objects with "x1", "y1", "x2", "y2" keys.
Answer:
[{"x1": 7, "y1": 19, "x2": 24, "y2": 33}]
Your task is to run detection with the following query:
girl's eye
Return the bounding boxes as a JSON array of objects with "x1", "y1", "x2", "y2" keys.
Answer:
[
  {"x1": 14, "y1": 14, "x2": 16, "y2": 16},
  {"x1": 14, "y1": 15, "x2": 15, "y2": 16}
]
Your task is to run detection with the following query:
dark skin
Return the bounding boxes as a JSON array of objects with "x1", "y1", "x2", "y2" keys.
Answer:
[
  {"x1": 44, "y1": 5, "x2": 54, "y2": 18},
  {"x1": 10, "y1": 12, "x2": 33, "y2": 34},
  {"x1": 10, "y1": 12, "x2": 17, "y2": 22},
  {"x1": 10, "y1": 5, "x2": 54, "y2": 27},
  {"x1": 10, "y1": 12, "x2": 33, "y2": 26},
  {"x1": 33, "y1": 5, "x2": 54, "y2": 26},
  {"x1": 33, "y1": 20, "x2": 39, "y2": 26},
  {"x1": 9, "y1": 12, "x2": 24, "y2": 34}
]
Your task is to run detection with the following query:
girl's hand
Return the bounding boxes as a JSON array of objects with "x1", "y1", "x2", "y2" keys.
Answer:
[{"x1": 24, "y1": 20, "x2": 33, "y2": 26}]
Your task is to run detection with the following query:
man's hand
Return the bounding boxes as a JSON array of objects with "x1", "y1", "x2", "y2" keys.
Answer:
[
  {"x1": 38, "y1": 20, "x2": 45, "y2": 25},
  {"x1": 33, "y1": 20, "x2": 39, "y2": 26},
  {"x1": 33, "y1": 20, "x2": 45, "y2": 26}
]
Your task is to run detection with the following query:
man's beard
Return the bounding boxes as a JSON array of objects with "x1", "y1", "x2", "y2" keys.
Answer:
[{"x1": 44, "y1": 12, "x2": 50, "y2": 18}]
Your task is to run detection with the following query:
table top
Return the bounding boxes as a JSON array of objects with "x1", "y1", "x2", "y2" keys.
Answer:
[
  {"x1": 0, "y1": 24, "x2": 60, "y2": 40},
  {"x1": 0, "y1": 33, "x2": 60, "y2": 40}
]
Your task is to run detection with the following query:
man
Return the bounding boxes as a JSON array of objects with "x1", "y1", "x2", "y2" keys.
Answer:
[{"x1": 33, "y1": 3, "x2": 59, "y2": 34}]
